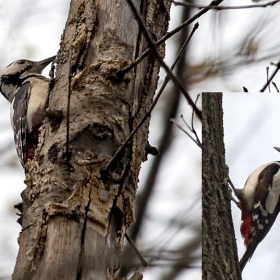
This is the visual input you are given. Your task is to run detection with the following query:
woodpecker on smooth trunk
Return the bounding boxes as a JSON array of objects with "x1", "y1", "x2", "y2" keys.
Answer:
[
  {"x1": 230, "y1": 151, "x2": 280, "y2": 272},
  {"x1": 0, "y1": 56, "x2": 55, "y2": 169}
]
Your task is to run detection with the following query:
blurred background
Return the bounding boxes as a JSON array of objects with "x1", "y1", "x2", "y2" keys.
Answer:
[{"x1": 1, "y1": 0, "x2": 280, "y2": 279}]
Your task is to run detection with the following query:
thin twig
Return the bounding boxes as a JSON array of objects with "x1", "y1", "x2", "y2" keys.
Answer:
[
  {"x1": 125, "y1": 233, "x2": 147, "y2": 267},
  {"x1": 266, "y1": 67, "x2": 271, "y2": 92},
  {"x1": 191, "y1": 94, "x2": 199, "y2": 132},
  {"x1": 173, "y1": 0, "x2": 280, "y2": 10},
  {"x1": 104, "y1": 22, "x2": 199, "y2": 172},
  {"x1": 173, "y1": 23, "x2": 199, "y2": 68},
  {"x1": 181, "y1": 114, "x2": 191, "y2": 131},
  {"x1": 171, "y1": 97, "x2": 202, "y2": 149},
  {"x1": 190, "y1": 94, "x2": 202, "y2": 147},
  {"x1": 126, "y1": 0, "x2": 202, "y2": 119},
  {"x1": 121, "y1": 0, "x2": 224, "y2": 75},
  {"x1": 272, "y1": 82, "x2": 279, "y2": 92},
  {"x1": 170, "y1": 118, "x2": 201, "y2": 148},
  {"x1": 260, "y1": 60, "x2": 280, "y2": 92}
]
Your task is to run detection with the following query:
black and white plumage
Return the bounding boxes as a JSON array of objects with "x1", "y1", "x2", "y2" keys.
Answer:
[
  {"x1": 0, "y1": 56, "x2": 55, "y2": 168},
  {"x1": 230, "y1": 154, "x2": 280, "y2": 272}
]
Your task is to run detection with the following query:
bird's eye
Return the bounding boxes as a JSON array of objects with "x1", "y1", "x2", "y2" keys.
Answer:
[{"x1": 17, "y1": 60, "x2": 25, "y2": 64}]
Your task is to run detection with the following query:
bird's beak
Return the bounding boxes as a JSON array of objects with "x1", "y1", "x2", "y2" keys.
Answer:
[
  {"x1": 274, "y1": 147, "x2": 280, "y2": 153},
  {"x1": 33, "y1": 56, "x2": 56, "y2": 74}
]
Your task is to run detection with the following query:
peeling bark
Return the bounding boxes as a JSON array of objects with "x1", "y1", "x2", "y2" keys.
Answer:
[{"x1": 12, "y1": 0, "x2": 172, "y2": 279}]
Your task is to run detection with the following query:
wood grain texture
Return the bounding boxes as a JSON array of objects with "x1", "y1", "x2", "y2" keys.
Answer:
[{"x1": 12, "y1": 0, "x2": 172, "y2": 279}]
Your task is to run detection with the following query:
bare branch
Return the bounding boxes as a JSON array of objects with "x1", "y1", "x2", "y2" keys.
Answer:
[
  {"x1": 187, "y1": 50, "x2": 280, "y2": 87},
  {"x1": 122, "y1": 0, "x2": 224, "y2": 76},
  {"x1": 170, "y1": 118, "x2": 201, "y2": 148},
  {"x1": 260, "y1": 59, "x2": 280, "y2": 92},
  {"x1": 105, "y1": 22, "x2": 199, "y2": 172},
  {"x1": 173, "y1": 0, "x2": 280, "y2": 10},
  {"x1": 272, "y1": 81, "x2": 279, "y2": 92},
  {"x1": 126, "y1": 0, "x2": 202, "y2": 120},
  {"x1": 171, "y1": 96, "x2": 202, "y2": 149},
  {"x1": 125, "y1": 233, "x2": 147, "y2": 267},
  {"x1": 190, "y1": 95, "x2": 202, "y2": 147},
  {"x1": 266, "y1": 67, "x2": 271, "y2": 92}
]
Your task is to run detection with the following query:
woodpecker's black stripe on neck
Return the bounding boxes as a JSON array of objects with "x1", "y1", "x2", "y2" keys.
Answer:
[{"x1": 1, "y1": 64, "x2": 33, "y2": 87}]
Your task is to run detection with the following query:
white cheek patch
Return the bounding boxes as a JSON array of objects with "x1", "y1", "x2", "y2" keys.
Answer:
[{"x1": 1, "y1": 62, "x2": 23, "y2": 76}]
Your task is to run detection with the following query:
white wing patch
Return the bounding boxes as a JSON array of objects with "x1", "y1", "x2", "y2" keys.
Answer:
[
  {"x1": 243, "y1": 163, "x2": 272, "y2": 208},
  {"x1": 265, "y1": 167, "x2": 280, "y2": 214}
]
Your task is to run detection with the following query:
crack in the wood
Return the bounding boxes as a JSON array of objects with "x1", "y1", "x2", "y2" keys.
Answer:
[{"x1": 76, "y1": 189, "x2": 91, "y2": 280}]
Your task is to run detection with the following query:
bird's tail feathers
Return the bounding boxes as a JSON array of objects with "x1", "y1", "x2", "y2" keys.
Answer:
[{"x1": 239, "y1": 245, "x2": 257, "y2": 272}]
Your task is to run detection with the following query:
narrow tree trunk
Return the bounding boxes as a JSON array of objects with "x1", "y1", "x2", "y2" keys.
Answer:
[
  {"x1": 12, "y1": 0, "x2": 172, "y2": 279},
  {"x1": 202, "y1": 93, "x2": 240, "y2": 279}
]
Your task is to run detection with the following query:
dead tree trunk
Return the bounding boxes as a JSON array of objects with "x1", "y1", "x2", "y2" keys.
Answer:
[
  {"x1": 202, "y1": 93, "x2": 240, "y2": 279},
  {"x1": 12, "y1": 0, "x2": 172, "y2": 279}
]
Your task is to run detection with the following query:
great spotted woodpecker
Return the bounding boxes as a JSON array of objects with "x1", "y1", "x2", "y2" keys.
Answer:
[
  {"x1": 230, "y1": 155, "x2": 280, "y2": 272},
  {"x1": 0, "y1": 56, "x2": 55, "y2": 169}
]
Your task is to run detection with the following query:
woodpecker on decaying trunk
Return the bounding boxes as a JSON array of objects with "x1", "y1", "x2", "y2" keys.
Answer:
[
  {"x1": 230, "y1": 148, "x2": 280, "y2": 272},
  {"x1": 0, "y1": 56, "x2": 55, "y2": 169}
]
